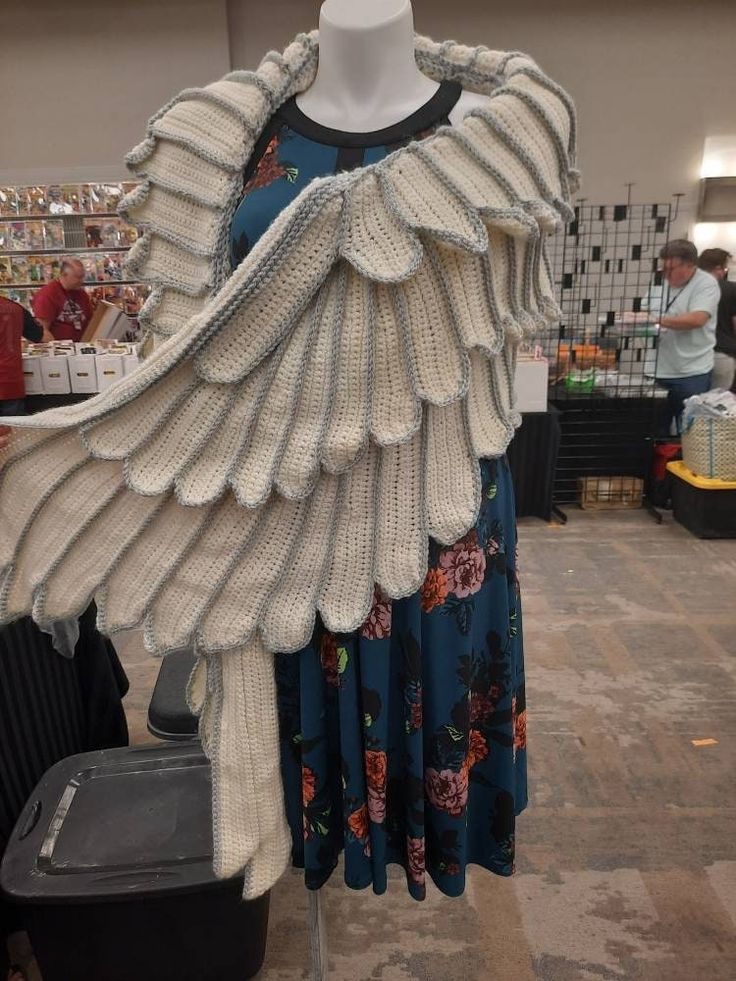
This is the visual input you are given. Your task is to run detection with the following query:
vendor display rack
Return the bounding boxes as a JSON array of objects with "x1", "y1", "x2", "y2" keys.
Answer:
[
  {"x1": 544, "y1": 196, "x2": 678, "y2": 512},
  {"x1": 0, "y1": 182, "x2": 149, "y2": 319}
]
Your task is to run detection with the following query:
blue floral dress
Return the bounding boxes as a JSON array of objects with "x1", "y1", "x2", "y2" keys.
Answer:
[{"x1": 230, "y1": 83, "x2": 528, "y2": 901}]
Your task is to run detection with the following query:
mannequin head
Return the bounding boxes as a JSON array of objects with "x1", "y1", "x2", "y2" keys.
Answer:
[{"x1": 321, "y1": 0, "x2": 409, "y2": 31}]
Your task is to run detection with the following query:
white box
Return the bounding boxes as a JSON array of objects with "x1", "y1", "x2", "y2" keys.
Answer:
[
  {"x1": 21, "y1": 356, "x2": 44, "y2": 395},
  {"x1": 514, "y1": 357, "x2": 549, "y2": 413},
  {"x1": 40, "y1": 355, "x2": 71, "y2": 395},
  {"x1": 121, "y1": 351, "x2": 140, "y2": 376},
  {"x1": 69, "y1": 354, "x2": 99, "y2": 393},
  {"x1": 95, "y1": 354, "x2": 125, "y2": 391}
]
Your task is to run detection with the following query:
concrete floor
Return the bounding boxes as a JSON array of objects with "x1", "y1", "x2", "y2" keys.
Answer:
[{"x1": 113, "y1": 507, "x2": 736, "y2": 981}]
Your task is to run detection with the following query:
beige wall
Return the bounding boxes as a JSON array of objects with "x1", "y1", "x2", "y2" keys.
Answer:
[
  {"x1": 227, "y1": 0, "x2": 736, "y2": 234},
  {"x1": 0, "y1": 0, "x2": 231, "y2": 184},
  {"x1": 3, "y1": 0, "x2": 735, "y2": 235}
]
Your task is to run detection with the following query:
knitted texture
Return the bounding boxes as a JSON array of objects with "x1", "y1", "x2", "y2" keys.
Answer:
[{"x1": 0, "y1": 32, "x2": 578, "y2": 899}]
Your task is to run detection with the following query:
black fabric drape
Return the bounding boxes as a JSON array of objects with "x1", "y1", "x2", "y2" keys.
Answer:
[{"x1": 0, "y1": 605, "x2": 128, "y2": 966}]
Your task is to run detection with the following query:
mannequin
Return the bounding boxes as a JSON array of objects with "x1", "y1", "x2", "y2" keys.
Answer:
[
  {"x1": 298, "y1": 8, "x2": 486, "y2": 975},
  {"x1": 0, "y1": 14, "x2": 577, "y2": 981},
  {"x1": 297, "y1": 0, "x2": 487, "y2": 132}
]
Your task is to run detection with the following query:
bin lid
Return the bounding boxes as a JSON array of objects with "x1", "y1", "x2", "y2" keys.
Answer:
[
  {"x1": 667, "y1": 460, "x2": 736, "y2": 490},
  {"x1": 0, "y1": 742, "x2": 240, "y2": 902}
]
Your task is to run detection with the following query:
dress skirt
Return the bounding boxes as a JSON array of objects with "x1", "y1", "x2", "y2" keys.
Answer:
[{"x1": 275, "y1": 455, "x2": 528, "y2": 900}]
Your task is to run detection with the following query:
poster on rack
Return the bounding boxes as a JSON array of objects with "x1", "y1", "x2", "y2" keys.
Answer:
[
  {"x1": 10, "y1": 256, "x2": 28, "y2": 284},
  {"x1": 0, "y1": 258, "x2": 12, "y2": 285},
  {"x1": 119, "y1": 223, "x2": 138, "y2": 246},
  {"x1": 0, "y1": 187, "x2": 19, "y2": 216},
  {"x1": 99, "y1": 253, "x2": 123, "y2": 281},
  {"x1": 100, "y1": 220, "x2": 121, "y2": 247},
  {"x1": 24, "y1": 187, "x2": 48, "y2": 215},
  {"x1": 43, "y1": 220, "x2": 65, "y2": 249},
  {"x1": 81, "y1": 256, "x2": 99, "y2": 283},
  {"x1": 9, "y1": 223, "x2": 26, "y2": 250},
  {"x1": 60, "y1": 185, "x2": 82, "y2": 212},
  {"x1": 47, "y1": 186, "x2": 74, "y2": 215},
  {"x1": 84, "y1": 220, "x2": 103, "y2": 248},
  {"x1": 25, "y1": 221, "x2": 45, "y2": 250},
  {"x1": 26, "y1": 256, "x2": 45, "y2": 283}
]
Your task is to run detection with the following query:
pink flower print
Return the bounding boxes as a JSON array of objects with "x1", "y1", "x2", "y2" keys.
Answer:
[
  {"x1": 439, "y1": 531, "x2": 486, "y2": 599},
  {"x1": 425, "y1": 766, "x2": 469, "y2": 817},
  {"x1": 407, "y1": 836, "x2": 425, "y2": 885},
  {"x1": 367, "y1": 784, "x2": 386, "y2": 825},
  {"x1": 361, "y1": 586, "x2": 392, "y2": 639}
]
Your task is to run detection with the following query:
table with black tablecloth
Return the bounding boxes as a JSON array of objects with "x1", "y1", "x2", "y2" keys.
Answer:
[{"x1": 507, "y1": 406, "x2": 562, "y2": 520}]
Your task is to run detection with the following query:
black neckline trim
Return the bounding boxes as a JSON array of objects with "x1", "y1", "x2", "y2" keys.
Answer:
[{"x1": 277, "y1": 80, "x2": 462, "y2": 148}]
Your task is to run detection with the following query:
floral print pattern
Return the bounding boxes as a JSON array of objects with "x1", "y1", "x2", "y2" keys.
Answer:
[{"x1": 276, "y1": 456, "x2": 527, "y2": 900}]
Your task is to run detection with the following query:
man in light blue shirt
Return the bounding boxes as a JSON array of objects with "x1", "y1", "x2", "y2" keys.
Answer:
[{"x1": 653, "y1": 239, "x2": 720, "y2": 434}]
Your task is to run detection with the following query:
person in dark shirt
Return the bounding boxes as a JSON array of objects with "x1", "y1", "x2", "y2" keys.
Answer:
[
  {"x1": 698, "y1": 248, "x2": 736, "y2": 391},
  {"x1": 0, "y1": 296, "x2": 43, "y2": 416}
]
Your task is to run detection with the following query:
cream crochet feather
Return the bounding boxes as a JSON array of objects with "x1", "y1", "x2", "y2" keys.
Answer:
[{"x1": 0, "y1": 32, "x2": 577, "y2": 898}]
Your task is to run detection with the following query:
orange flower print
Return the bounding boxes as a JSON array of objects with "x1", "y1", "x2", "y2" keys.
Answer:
[
  {"x1": 347, "y1": 803, "x2": 369, "y2": 841},
  {"x1": 421, "y1": 567, "x2": 450, "y2": 613},
  {"x1": 514, "y1": 709, "x2": 527, "y2": 751},
  {"x1": 467, "y1": 729, "x2": 489, "y2": 768},
  {"x1": 365, "y1": 750, "x2": 387, "y2": 792},
  {"x1": 302, "y1": 766, "x2": 316, "y2": 806}
]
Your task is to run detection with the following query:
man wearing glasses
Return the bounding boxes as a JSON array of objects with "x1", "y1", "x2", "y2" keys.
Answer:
[
  {"x1": 654, "y1": 239, "x2": 720, "y2": 435},
  {"x1": 697, "y1": 248, "x2": 736, "y2": 392}
]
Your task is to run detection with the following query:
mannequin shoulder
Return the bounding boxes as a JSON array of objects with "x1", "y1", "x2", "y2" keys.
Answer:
[{"x1": 448, "y1": 90, "x2": 489, "y2": 126}]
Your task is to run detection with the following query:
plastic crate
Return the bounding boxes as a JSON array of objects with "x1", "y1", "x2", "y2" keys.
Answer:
[
  {"x1": 0, "y1": 743, "x2": 269, "y2": 981},
  {"x1": 667, "y1": 461, "x2": 736, "y2": 539}
]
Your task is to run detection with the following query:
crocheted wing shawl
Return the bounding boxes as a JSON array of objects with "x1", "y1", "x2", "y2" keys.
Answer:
[
  {"x1": 0, "y1": 33, "x2": 577, "y2": 653},
  {"x1": 0, "y1": 33, "x2": 576, "y2": 898}
]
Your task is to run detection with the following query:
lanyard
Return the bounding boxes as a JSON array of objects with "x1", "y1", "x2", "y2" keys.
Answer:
[{"x1": 663, "y1": 271, "x2": 696, "y2": 313}]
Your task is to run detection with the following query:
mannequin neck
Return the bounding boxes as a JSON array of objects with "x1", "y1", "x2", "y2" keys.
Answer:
[{"x1": 296, "y1": 0, "x2": 439, "y2": 132}]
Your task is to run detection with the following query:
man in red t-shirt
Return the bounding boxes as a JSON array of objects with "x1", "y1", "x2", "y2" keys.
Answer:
[
  {"x1": 0, "y1": 296, "x2": 44, "y2": 416},
  {"x1": 32, "y1": 258, "x2": 92, "y2": 342}
]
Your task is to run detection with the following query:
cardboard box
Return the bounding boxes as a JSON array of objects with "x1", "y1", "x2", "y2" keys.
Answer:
[
  {"x1": 82, "y1": 300, "x2": 133, "y2": 342},
  {"x1": 21, "y1": 355, "x2": 44, "y2": 395},
  {"x1": 40, "y1": 356, "x2": 71, "y2": 395},
  {"x1": 95, "y1": 353, "x2": 124, "y2": 391},
  {"x1": 579, "y1": 476, "x2": 643, "y2": 510},
  {"x1": 514, "y1": 357, "x2": 549, "y2": 413},
  {"x1": 69, "y1": 354, "x2": 99, "y2": 393}
]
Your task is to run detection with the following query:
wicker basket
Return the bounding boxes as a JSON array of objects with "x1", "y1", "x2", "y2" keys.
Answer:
[{"x1": 681, "y1": 417, "x2": 736, "y2": 481}]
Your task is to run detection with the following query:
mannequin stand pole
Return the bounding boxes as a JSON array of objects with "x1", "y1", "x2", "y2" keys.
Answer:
[{"x1": 308, "y1": 888, "x2": 329, "y2": 980}]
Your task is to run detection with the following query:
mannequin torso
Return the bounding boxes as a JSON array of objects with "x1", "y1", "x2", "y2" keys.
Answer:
[{"x1": 296, "y1": 0, "x2": 487, "y2": 132}]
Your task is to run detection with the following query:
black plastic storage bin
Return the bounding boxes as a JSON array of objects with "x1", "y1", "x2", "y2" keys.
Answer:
[
  {"x1": 148, "y1": 647, "x2": 199, "y2": 740},
  {"x1": 667, "y1": 461, "x2": 736, "y2": 539},
  {"x1": 0, "y1": 742, "x2": 269, "y2": 981}
]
